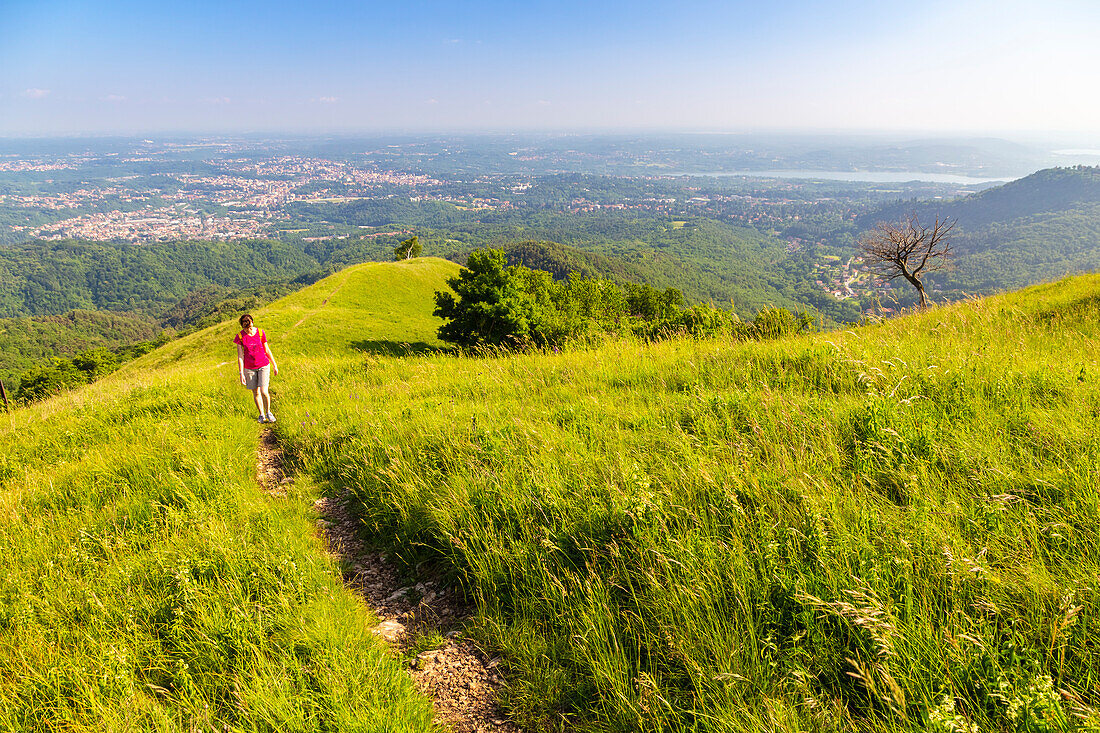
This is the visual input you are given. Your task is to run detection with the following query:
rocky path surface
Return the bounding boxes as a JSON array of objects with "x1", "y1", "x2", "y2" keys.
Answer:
[{"x1": 257, "y1": 427, "x2": 519, "y2": 733}]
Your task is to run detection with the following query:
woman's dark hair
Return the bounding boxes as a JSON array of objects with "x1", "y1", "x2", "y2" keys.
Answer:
[{"x1": 239, "y1": 314, "x2": 254, "y2": 328}]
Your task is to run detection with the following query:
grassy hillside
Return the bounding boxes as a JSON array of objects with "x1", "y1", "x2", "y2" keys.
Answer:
[
  {"x1": 279, "y1": 272, "x2": 1100, "y2": 731},
  {"x1": 3, "y1": 257, "x2": 1099, "y2": 731},
  {"x1": 0, "y1": 257, "x2": 459, "y2": 732}
]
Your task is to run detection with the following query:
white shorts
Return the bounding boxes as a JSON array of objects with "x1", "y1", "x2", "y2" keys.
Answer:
[{"x1": 243, "y1": 365, "x2": 270, "y2": 391}]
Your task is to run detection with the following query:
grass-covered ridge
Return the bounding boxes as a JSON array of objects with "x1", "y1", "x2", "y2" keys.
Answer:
[
  {"x1": 3, "y1": 258, "x2": 1099, "y2": 731},
  {"x1": 280, "y1": 273, "x2": 1100, "y2": 731},
  {"x1": 0, "y1": 257, "x2": 459, "y2": 731}
]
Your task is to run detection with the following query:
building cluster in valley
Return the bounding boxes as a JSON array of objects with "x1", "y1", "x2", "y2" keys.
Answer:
[
  {"x1": 28, "y1": 208, "x2": 268, "y2": 242},
  {"x1": 4, "y1": 154, "x2": 447, "y2": 242},
  {"x1": 1, "y1": 148, "x2": 855, "y2": 244},
  {"x1": 0, "y1": 158, "x2": 81, "y2": 172}
]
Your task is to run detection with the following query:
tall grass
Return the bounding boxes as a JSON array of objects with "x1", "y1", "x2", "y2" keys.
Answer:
[
  {"x1": 5, "y1": 259, "x2": 1098, "y2": 732},
  {"x1": 279, "y1": 274, "x2": 1100, "y2": 732},
  {"x1": 0, "y1": 339, "x2": 435, "y2": 729}
]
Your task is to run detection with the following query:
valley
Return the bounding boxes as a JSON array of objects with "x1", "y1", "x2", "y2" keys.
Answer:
[
  {"x1": 3, "y1": 136, "x2": 1099, "y2": 401},
  {"x1": 5, "y1": 1, "x2": 1100, "y2": 730}
]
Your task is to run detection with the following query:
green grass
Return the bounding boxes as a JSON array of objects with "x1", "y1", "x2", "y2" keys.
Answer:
[
  {"x1": 0, "y1": 258, "x2": 459, "y2": 732},
  {"x1": 277, "y1": 273, "x2": 1100, "y2": 732},
  {"x1": 4, "y1": 258, "x2": 1100, "y2": 732}
]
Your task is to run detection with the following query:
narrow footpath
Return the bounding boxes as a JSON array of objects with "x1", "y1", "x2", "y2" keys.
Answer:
[{"x1": 257, "y1": 427, "x2": 519, "y2": 733}]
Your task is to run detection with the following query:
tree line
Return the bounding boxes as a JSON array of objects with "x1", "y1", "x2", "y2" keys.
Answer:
[
  {"x1": 433, "y1": 248, "x2": 813, "y2": 349},
  {"x1": 13, "y1": 338, "x2": 169, "y2": 402}
]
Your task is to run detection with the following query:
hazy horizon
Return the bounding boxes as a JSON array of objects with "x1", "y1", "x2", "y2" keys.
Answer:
[
  {"x1": 1, "y1": 128, "x2": 1098, "y2": 143},
  {"x1": 2, "y1": 0, "x2": 1100, "y2": 139}
]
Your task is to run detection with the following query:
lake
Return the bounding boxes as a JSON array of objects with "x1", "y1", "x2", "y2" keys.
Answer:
[{"x1": 660, "y1": 170, "x2": 1015, "y2": 185}]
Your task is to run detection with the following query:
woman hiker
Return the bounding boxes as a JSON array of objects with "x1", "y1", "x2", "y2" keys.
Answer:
[{"x1": 234, "y1": 313, "x2": 279, "y2": 423}]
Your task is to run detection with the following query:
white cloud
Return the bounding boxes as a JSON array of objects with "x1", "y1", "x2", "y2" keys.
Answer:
[
  {"x1": 22, "y1": 88, "x2": 50, "y2": 99},
  {"x1": 316, "y1": 96, "x2": 338, "y2": 104},
  {"x1": 424, "y1": 98, "x2": 439, "y2": 105},
  {"x1": 200, "y1": 96, "x2": 231, "y2": 105},
  {"x1": 102, "y1": 94, "x2": 127, "y2": 103}
]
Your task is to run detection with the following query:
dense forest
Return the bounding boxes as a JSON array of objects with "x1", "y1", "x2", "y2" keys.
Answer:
[
  {"x1": 0, "y1": 279, "x2": 320, "y2": 391},
  {"x1": 0, "y1": 218, "x2": 843, "y2": 322},
  {"x1": 284, "y1": 205, "x2": 863, "y2": 319},
  {"x1": 0, "y1": 310, "x2": 160, "y2": 389},
  {"x1": 0, "y1": 238, "x2": 320, "y2": 318}
]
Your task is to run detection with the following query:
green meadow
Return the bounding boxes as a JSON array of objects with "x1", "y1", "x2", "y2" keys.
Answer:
[
  {"x1": 2, "y1": 257, "x2": 1099, "y2": 732},
  {"x1": 0, "y1": 259, "x2": 456, "y2": 732}
]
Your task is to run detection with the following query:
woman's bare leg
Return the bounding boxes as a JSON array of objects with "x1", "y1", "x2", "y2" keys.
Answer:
[{"x1": 251, "y1": 388, "x2": 265, "y2": 417}]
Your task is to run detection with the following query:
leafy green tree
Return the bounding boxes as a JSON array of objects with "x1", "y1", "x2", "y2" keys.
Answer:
[
  {"x1": 509, "y1": 266, "x2": 565, "y2": 346},
  {"x1": 393, "y1": 236, "x2": 423, "y2": 260},
  {"x1": 16, "y1": 358, "x2": 87, "y2": 401},
  {"x1": 434, "y1": 248, "x2": 747, "y2": 348},
  {"x1": 434, "y1": 249, "x2": 531, "y2": 347},
  {"x1": 672, "y1": 304, "x2": 740, "y2": 337},
  {"x1": 72, "y1": 347, "x2": 118, "y2": 380},
  {"x1": 625, "y1": 283, "x2": 684, "y2": 320}
]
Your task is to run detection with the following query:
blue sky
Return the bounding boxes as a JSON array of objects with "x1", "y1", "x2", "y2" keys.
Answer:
[{"x1": 1, "y1": 0, "x2": 1099, "y2": 136}]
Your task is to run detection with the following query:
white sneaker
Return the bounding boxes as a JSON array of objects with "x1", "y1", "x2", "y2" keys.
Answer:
[
  {"x1": 265, "y1": 412, "x2": 276, "y2": 424},
  {"x1": 258, "y1": 415, "x2": 267, "y2": 424}
]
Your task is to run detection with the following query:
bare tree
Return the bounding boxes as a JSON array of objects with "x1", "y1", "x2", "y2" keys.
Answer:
[{"x1": 859, "y1": 214, "x2": 955, "y2": 309}]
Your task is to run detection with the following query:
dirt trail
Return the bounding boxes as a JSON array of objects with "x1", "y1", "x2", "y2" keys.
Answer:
[{"x1": 256, "y1": 427, "x2": 519, "y2": 733}]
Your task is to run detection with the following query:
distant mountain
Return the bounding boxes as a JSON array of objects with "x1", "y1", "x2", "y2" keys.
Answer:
[
  {"x1": 863, "y1": 166, "x2": 1100, "y2": 297},
  {"x1": 330, "y1": 133, "x2": 1058, "y2": 178},
  {"x1": 865, "y1": 166, "x2": 1100, "y2": 230}
]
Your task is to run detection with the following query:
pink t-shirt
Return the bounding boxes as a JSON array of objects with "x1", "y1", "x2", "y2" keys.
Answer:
[{"x1": 234, "y1": 328, "x2": 270, "y2": 370}]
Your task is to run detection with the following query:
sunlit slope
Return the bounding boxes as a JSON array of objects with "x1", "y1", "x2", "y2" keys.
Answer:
[
  {"x1": 116, "y1": 256, "x2": 459, "y2": 382},
  {"x1": 280, "y1": 273, "x2": 1100, "y2": 732},
  {"x1": 0, "y1": 258, "x2": 460, "y2": 732},
  {"x1": 5, "y1": 260, "x2": 1099, "y2": 732},
  {"x1": 264, "y1": 256, "x2": 461, "y2": 359}
]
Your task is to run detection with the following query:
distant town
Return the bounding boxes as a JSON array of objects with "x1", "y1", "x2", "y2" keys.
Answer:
[{"x1": 0, "y1": 137, "x2": 994, "y2": 309}]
